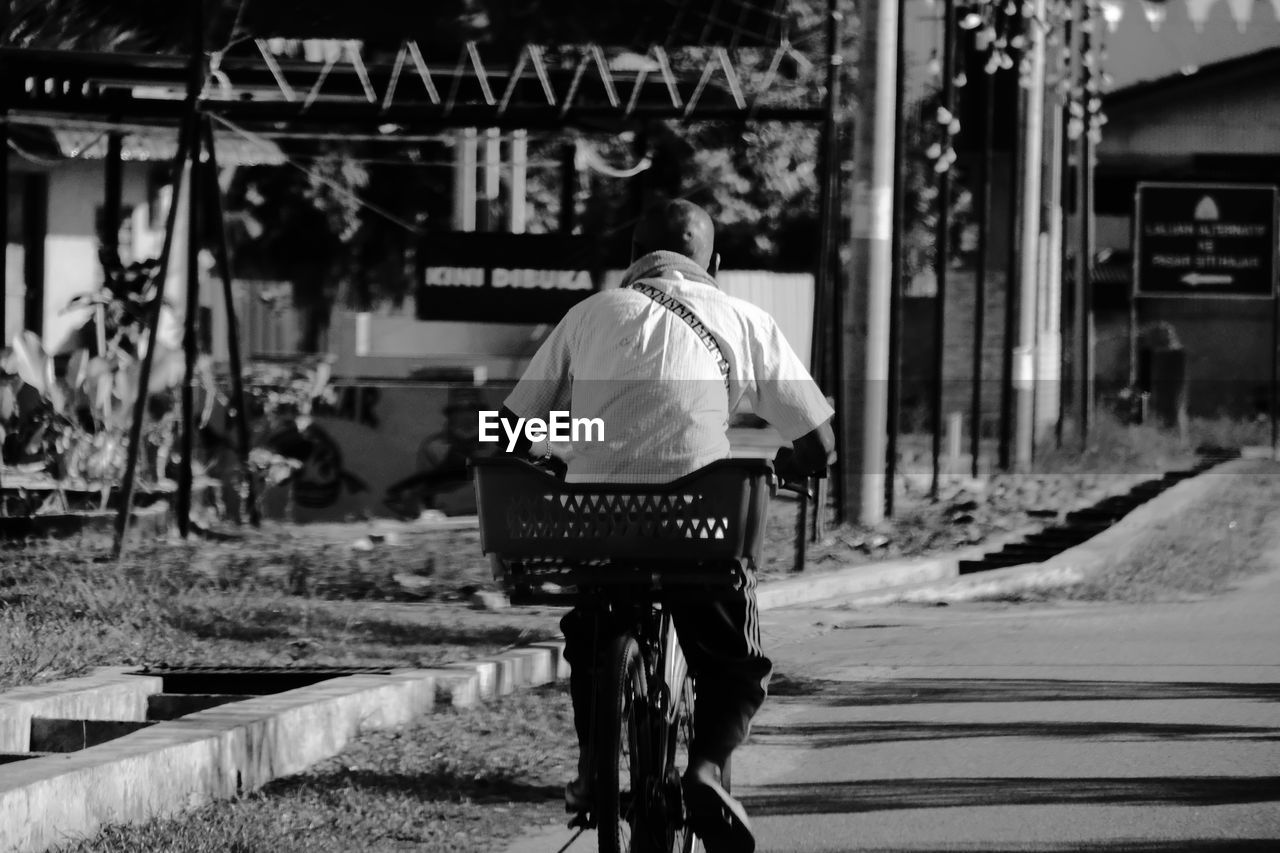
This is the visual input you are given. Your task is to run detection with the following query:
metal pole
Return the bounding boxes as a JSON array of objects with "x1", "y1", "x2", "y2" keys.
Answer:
[
  {"x1": 1128, "y1": 187, "x2": 1139, "y2": 391},
  {"x1": 1043, "y1": 44, "x2": 1066, "y2": 451},
  {"x1": 971, "y1": 62, "x2": 994, "y2": 479},
  {"x1": 0, "y1": 0, "x2": 9, "y2": 346},
  {"x1": 1014, "y1": 0, "x2": 1048, "y2": 471},
  {"x1": 202, "y1": 116, "x2": 258, "y2": 526},
  {"x1": 1079, "y1": 9, "x2": 1095, "y2": 441},
  {"x1": 104, "y1": 131, "x2": 123, "y2": 256},
  {"x1": 1270, "y1": 188, "x2": 1280, "y2": 455},
  {"x1": 886, "y1": 0, "x2": 908, "y2": 515},
  {"x1": 100, "y1": 128, "x2": 124, "y2": 358},
  {"x1": 793, "y1": 486, "x2": 808, "y2": 572},
  {"x1": 1060, "y1": 3, "x2": 1079, "y2": 445},
  {"x1": 0, "y1": 111, "x2": 7, "y2": 347},
  {"x1": 998, "y1": 56, "x2": 1023, "y2": 472},
  {"x1": 930, "y1": 0, "x2": 956, "y2": 500},
  {"x1": 112, "y1": 119, "x2": 192, "y2": 558},
  {"x1": 842, "y1": 0, "x2": 899, "y2": 525},
  {"x1": 176, "y1": 0, "x2": 206, "y2": 538},
  {"x1": 814, "y1": 0, "x2": 842, "y2": 518},
  {"x1": 483, "y1": 127, "x2": 501, "y2": 232},
  {"x1": 1272, "y1": 269, "x2": 1277, "y2": 457},
  {"x1": 454, "y1": 128, "x2": 478, "y2": 231},
  {"x1": 1273, "y1": 190, "x2": 1279, "y2": 458}
]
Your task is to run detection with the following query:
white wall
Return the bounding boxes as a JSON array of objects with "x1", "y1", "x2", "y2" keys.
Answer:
[
  {"x1": 325, "y1": 270, "x2": 816, "y2": 381},
  {"x1": 43, "y1": 159, "x2": 154, "y2": 352}
]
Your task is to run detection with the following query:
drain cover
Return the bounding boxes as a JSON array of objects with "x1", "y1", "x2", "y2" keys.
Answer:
[{"x1": 131, "y1": 665, "x2": 395, "y2": 696}]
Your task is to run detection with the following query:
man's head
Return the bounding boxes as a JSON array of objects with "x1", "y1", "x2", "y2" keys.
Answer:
[{"x1": 632, "y1": 199, "x2": 717, "y2": 273}]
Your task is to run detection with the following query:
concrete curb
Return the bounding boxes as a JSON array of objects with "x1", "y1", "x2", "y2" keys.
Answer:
[
  {"x1": 0, "y1": 668, "x2": 162, "y2": 753},
  {"x1": 756, "y1": 551, "x2": 977, "y2": 611},
  {"x1": 834, "y1": 458, "x2": 1247, "y2": 607},
  {"x1": 0, "y1": 641, "x2": 571, "y2": 852}
]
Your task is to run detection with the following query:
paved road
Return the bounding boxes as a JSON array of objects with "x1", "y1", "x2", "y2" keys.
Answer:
[{"x1": 504, "y1": 567, "x2": 1280, "y2": 852}]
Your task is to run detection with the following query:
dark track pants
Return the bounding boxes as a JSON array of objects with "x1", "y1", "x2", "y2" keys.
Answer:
[{"x1": 559, "y1": 571, "x2": 773, "y2": 768}]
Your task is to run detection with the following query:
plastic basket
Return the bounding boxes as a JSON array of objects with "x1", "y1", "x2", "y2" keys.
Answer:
[{"x1": 472, "y1": 457, "x2": 772, "y2": 574}]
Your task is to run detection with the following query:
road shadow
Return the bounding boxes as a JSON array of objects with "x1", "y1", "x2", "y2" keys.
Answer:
[
  {"x1": 749, "y1": 719, "x2": 1280, "y2": 748},
  {"x1": 739, "y1": 775, "x2": 1280, "y2": 815},
  {"x1": 264, "y1": 766, "x2": 564, "y2": 804},
  {"x1": 768, "y1": 675, "x2": 1280, "y2": 705}
]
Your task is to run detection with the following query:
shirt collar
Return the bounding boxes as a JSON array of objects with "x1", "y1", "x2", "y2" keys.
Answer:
[{"x1": 620, "y1": 250, "x2": 719, "y2": 290}]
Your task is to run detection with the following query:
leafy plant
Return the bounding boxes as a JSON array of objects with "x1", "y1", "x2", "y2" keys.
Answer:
[
  {"x1": 238, "y1": 355, "x2": 338, "y2": 519},
  {"x1": 0, "y1": 251, "x2": 218, "y2": 510}
]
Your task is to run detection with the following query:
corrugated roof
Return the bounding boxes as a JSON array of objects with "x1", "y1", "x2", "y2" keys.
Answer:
[{"x1": 1106, "y1": 46, "x2": 1280, "y2": 110}]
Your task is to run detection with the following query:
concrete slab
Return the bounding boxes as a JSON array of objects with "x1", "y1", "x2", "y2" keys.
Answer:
[
  {"x1": 0, "y1": 669, "x2": 440, "y2": 853},
  {"x1": 0, "y1": 667, "x2": 162, "y2": 752}
]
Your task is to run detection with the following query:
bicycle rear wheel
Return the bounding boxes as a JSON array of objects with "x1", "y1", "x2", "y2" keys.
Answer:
[
  {"x1": 669, "y1": 672, "x2": 700, "y2": 853},
  {"x1": 597, "y1": 634, "x2": 650, "y2": 853}
]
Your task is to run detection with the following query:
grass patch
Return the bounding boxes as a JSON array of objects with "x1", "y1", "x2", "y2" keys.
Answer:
[
  {"x1": 0, "y1": 532, "x2": 560, "y2": 692},
  {"x1": 53, "y1": 685, "x2": 577, "y2": 853}
]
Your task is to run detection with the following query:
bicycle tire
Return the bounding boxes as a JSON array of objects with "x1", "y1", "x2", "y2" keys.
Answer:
[
  {"x1": 670, "y1": 672, "x2": 700, "y2": 853},
  {"x1": 597, "y1": 633, "x2": 650, "y2": 853}
]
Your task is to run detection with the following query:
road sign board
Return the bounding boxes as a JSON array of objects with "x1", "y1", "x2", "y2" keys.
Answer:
[{"x1": 1133, "y1": 182, "x2": 1278, "y2": 298}]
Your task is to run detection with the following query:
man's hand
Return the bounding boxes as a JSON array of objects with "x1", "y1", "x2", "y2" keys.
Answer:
[
  {"x1": 782, "y1": 419, "x2": 836, "y2": 478},
  {"x1": 773, "y1": 420, "x2": 835, "y2": 494}
]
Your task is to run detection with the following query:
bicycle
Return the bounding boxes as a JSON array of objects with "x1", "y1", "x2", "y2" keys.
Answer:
[{"x1": 473, "y1": 456, "x2": 776, "y2": 853}]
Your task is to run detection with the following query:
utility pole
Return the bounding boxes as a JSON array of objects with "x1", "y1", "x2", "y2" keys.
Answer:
[
  {"x1": 971, "y1": 52, "x2": 996, "y2": 478},
  {"x1": 0, "y1": 0, "x2": 9, "y2": 345},
  {"x1": 930, "y1": 0, "x2": 957, "y2": 499},
  {"x1": 1014, "y1": 0, "x2": 1048, "y2": 471},
  {"x1": 885, "y1": 0, "x2": 908, "y2": 514},
  {"x1": 842, "y1": 0, "x2": 899, "y2": 524},
  {"x1": 1078, "y1": 1, "x2": 1096, "y2": 443}
]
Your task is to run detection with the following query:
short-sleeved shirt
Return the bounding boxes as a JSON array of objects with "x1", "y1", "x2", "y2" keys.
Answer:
[{"x1": 503, "y1": 261, "x2": 834, "y2": 483}]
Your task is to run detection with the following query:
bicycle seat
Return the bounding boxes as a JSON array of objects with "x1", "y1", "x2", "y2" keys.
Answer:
[{"x1": 471, "y1": 456, "x2": 774, "y2": 602}]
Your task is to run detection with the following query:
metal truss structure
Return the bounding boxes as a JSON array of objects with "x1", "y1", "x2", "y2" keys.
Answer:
[{"x1": 1, "y1": 37, "x2": 824, "y2": 133}]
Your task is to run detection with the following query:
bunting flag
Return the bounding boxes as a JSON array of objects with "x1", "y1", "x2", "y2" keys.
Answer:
[
  {"x1": 1226, "y1": 0, "x2": 1252, "y2": 32},
  {"x1": 1141, "y1": 0, "x2": 1168, "y2": 31},
  {"x1": 1146, "y1": 0, "x2": 1276, "y2": 33},
  {"x1": 1100, "y1": 0, "x2": 1125, "y2": 32},
  {"x1": 1185, "y1": 0, "x2": 1213, "y2": 32},
  {"x1": 1132, "y1": 0, "x2": 1278, "y2": 32}
]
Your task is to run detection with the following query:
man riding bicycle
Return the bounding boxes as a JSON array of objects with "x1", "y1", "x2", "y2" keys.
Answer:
[{"x1": 497, "y1": 199, "x2": 835, "y2": 853}]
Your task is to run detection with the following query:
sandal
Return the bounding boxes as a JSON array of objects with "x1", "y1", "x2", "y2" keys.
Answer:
[
  {"x1": 564, "y1": 776, "x2": 593, "y2": 813},
  {"x1": 683, "y1": 775, "x2": 756, "y2": 853}
]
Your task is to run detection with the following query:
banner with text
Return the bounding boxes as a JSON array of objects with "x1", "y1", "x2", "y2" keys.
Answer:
[
  {"x1": 416, "y1": 233, "x2": 601, "y2": 323},
  {"x1": 1134, "y1": 183, "x2": 1277, "y2": 298}
]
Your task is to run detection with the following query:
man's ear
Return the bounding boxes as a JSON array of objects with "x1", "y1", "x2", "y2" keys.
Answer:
[{"x1": 708, "y1": 252, "x2": 720, "y2": 277}]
